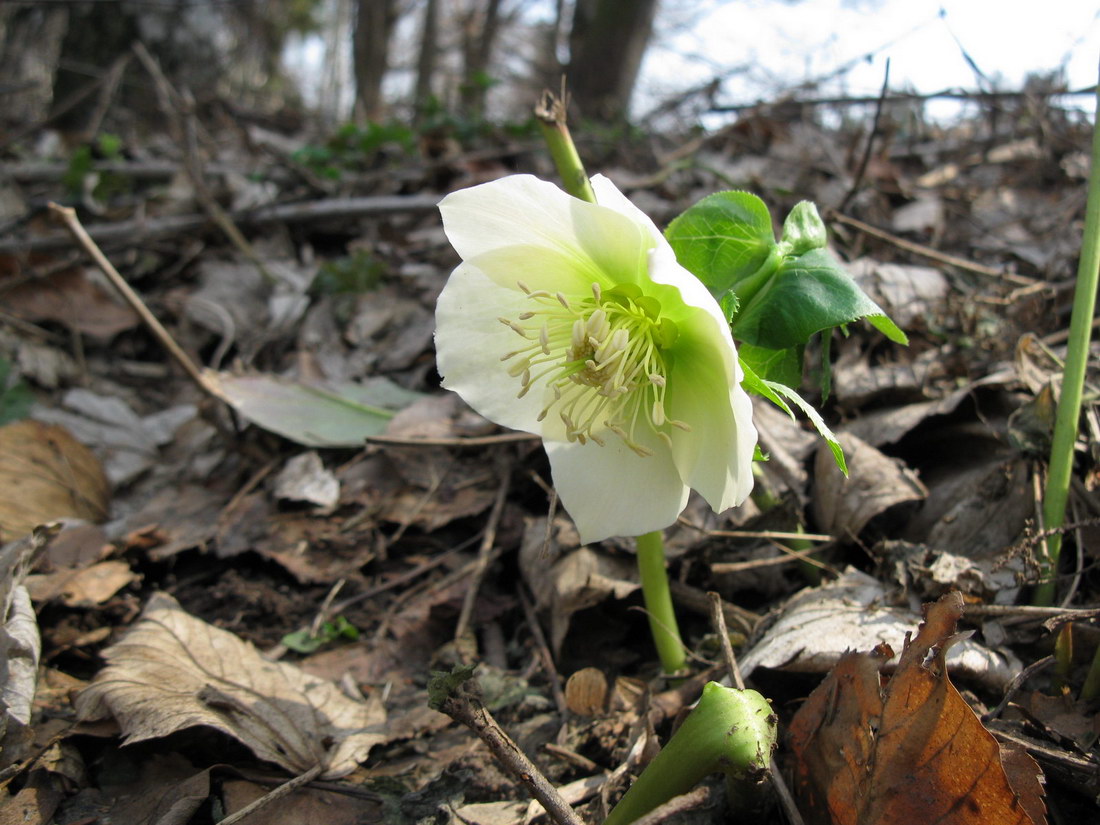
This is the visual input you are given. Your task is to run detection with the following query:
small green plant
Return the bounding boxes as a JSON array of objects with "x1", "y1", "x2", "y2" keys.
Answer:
[
  {"x1": 309, "y1": 250, "x2": 386, "y2": 296},
  {"x1": 292, "y1": 121, "x2": 416, "y2": 179},
  {"x1": 281, "y1": 615, "x2": 359, "y2": 654},
  {"x1": 0, "y1": 358, "x2": 33, "y2": 425},
  {"x1": 63, "y1": 133, "x2": 129, "y2": 203}
]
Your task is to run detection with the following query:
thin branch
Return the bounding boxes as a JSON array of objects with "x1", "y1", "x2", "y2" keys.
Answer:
[
  {"x1": 828, "y1": 210, "x2": 1041, "y2": 286},
  {"x1": 454, "y1": 470, "x2": 512, "y2": 644},
  {"x1": 3, "y1": 194, "x2": 441, "y2": 255},
  {"x1": 435, "y1": 682, "x2": 585, "y2": 825},
  {"x1": 47, "y1": 202, "x2": 212, "y2": 398},
  {"x1": 706, "y1": 591, "x2": 744, "y2": 690},
  {"x1": 837, "y1": 58, "x2": 890, "y2": 214},
  {"x1": 217, "y1": 764, "x2": 323, "y2": 825}
]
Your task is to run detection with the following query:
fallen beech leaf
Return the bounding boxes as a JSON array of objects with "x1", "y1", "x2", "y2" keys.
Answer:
[
  {"x1": 788, "y1": 591, "x2": 1046, "y2": 825},
  {"x1": 75, "y1": 593, "x2": 385, "y2": 778},
  {"x1": 25, "y1": 560, "x2": 138, "y2": 607},
  {"x1": 0, "y1": 421, "x2": 109, "y2": 542},
  {"x1": 740, "y1": 568, "x2": 1021, "y2": 691}
]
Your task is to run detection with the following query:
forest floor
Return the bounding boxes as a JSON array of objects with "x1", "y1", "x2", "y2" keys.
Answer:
[{"x1": 1, "y1": 82, "x2": 1099, "y2": 825}]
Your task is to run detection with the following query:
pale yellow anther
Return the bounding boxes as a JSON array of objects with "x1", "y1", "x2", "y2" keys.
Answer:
[
  {"x1": 571, "y1": 319, "x2": 586, "y2": 349},
  {"x1": 497, "y1": 283, "x2": 680, "y2": 456}
]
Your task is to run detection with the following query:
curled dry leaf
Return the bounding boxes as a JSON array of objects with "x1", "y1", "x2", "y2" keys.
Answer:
[
  {"x1": 788, "y1": 591, "x2": 1047, "y2": 825},
  {"x1": 75, "y1": 593, "x2": 385, "y2": 778}
]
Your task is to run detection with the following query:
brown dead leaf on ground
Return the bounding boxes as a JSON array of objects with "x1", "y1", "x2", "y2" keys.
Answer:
[
  {"x1": 0, "y1": 421, "x2": 109, "y2": 542},
  {"x1": 74, "y1": 593, "x2": 386, "y2": 778},
  {"x1": 788, "y1": 591, "x2": 1047, "y2": 825}
]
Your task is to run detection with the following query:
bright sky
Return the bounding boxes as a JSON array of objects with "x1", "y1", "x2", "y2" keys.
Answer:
[{"x1": 642, "y1": 0, "x2": 1099, "y2": 120}]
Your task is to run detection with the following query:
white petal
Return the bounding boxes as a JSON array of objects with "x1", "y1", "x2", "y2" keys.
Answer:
[
  {"x1": 665, "y1": 316, "x2": 756, "y2": 513},
  {"x1": 545, "y1": 432, "x2": 690, "y2": 544},
  {"x1": 434, "y1": 264, "x2": 547, "y2": 434},
  {"x1": 440, "y1": 175, "x2": 651, "y2": 293},
  {"x1": 592, "y1": 175, "x2": 734, "y2": 343}
]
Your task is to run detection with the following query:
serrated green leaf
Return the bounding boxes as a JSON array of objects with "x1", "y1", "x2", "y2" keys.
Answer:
[
  {"x1": 738, "y1": 357, "x2": 793, "y2": 418},
  {"x1": 665, "y1": 191, "x2": 778, "y2": 296},
  {"x1": 763, "y1": 379, "x2": 848, "y2": 476},
  {"x1": 731, "y1": 248, "x2": 908, "y2": 351},
  {"x1": 738, "y1": 344, "x2": 803, "y2": 389}
]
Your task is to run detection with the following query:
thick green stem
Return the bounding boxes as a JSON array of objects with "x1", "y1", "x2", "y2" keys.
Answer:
[
  {"x1": 532, "y1": 93, "x2": 686, "y2": 674},
  {"x1": 534, "y1": 91, "x2": 597, "y2": 203},
  {"x1": 1035, "y1": 79, "x2": 1100, "y2": 606},
  {"x1": 636, "y1": 531, "x2": 686, "y2": 674},
  {"x1": 603, "y1": 682, "x2": 777, "y2": 825}
]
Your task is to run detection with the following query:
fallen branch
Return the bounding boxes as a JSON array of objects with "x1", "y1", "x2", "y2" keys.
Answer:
[
  {"x1": 3, "y1": 193, "x2": 441, "y2": 254},
  {"x1": 429, "y1": 666, "x2": 585, "y2": 825}
]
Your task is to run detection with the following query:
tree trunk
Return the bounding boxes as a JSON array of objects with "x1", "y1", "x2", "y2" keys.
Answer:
[
  {"x1": 353, "y1": 0, "x2": 397, "y2": 122},
  {"x1": 459, "y1": 0, "x2": 503, "y2": 118},
  {"x1": 413, "y1": 0, "x2": 440, "y2": 119},
  {"x1": 567, "y1": 0, "x2": 658, "y2": 123}
]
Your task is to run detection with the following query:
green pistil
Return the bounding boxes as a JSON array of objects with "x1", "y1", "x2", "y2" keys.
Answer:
[{"x1": 500, "y1": 282, "x2": 687, "y2": 455}]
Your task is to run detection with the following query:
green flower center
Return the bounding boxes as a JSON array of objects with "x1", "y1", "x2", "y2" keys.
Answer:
[{"x1": 499, "y1": 281, "x2": 688, "y2": 456}]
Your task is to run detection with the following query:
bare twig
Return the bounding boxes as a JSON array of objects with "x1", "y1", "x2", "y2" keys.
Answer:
[
  {"x1": 131, "y1": 42, "x2": 274, "y2": 283},
  {"x1": 47, "y1": 202, "x2": 213, "y2": 398},
  {"x1": 216, "y1": 764, "x2": 323, "y2": 825},
  {"x1": 828, "y1": 210, "x2": 1040, "y2": 287},
  {"x1": 4, "y1": 193, "x2": 441, "y2": 255},
  {"x1": 706, "y1": 591, "x2": 744, "y2": 690},
  {"x1": 435, "y1": 681, "x2": 585, "y2": 825},
  {"x1": 630, "y1": 785, "x2": 715, "y2": 825},
  {"x1": 366, "y1": 431, "x2": 538, "y2": 448},
  {"x1": 454, "y1": 471, "x2": 512, "y2": 645},
  {"x1": 518, "y1": 584, "x2": 568, "y2": 716},
  {"x1": 837, "y1": 58, "x2": 890, "y2": 214},
  {"x1": 982, "y1": 656, "x2": 1056, "y2": 722}
]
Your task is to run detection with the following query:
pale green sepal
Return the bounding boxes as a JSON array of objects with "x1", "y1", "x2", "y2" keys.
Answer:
[{"x1": 778, "y1": 200, "x2": 828, "y2": 257}]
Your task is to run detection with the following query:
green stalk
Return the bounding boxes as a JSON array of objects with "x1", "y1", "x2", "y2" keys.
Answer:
[
  {"x1": 603, "y1": 682, "x2": 777, "y2": 825},
  {"x1": 1034, "y1": 81, "x2": 1100, "y2": 607},
  {"x1": 534, "y1": 91, "x2": 597, "y2": 203},
  {"x1": 534, "y1": 91, "x2": 688, "y2": 674},
  {"x1": 636, "y1": 531, "x2": 686, "y2": 674}
]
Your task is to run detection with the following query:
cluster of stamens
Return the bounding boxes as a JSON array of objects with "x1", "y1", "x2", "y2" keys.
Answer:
[{"x1": 498, "y1": 281, "x2": 689, "y2": 457}]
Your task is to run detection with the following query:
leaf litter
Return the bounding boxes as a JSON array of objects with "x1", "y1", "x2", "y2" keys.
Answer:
[{"x1": 0, "y1": 62, "x2": 1098, "y2": 825}]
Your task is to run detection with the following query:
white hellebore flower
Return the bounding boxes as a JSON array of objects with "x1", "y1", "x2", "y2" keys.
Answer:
[{"x1": 434, "y1": 174, "x2": 757, "y2": 543}]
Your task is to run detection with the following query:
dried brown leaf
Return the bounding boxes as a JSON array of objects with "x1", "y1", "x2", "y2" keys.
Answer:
[
  {"x1": 75, "y1": 593, "x2": 385, "y2": 778},
  {"x1": 0, "y1": 421, "x2": 109, "y2": 542},
  {"x1": 789, "y1": 591, "x2": 1047, "y2": 825}
]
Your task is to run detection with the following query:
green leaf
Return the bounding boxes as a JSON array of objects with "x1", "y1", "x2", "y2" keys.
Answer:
[
  {"x1": 203, "y1": 371, "x2": 424, "y2": 447},
  {"x1": 764, "y1": 379, "x2": 848, "y2": 476},
  {"x1": 665, "y1": 191, "x2": 778, "y2": 296},
  {"x1": 738, "y1": 344, "x2": 803, "y2": 390},
  {"x1": 0, "y1": 358, "x2": 33, "y2": 425},
  {"x1": 281, "y1": 616, "x2": 359, "y2": 654},
  {"x1": 427, "y1": 663, "x2": 478, "y2": 711},
  {"x1": 778, "y1": 201, "x2": 827, "y2": 257},
  {"x1": 739, "y1": 356, "x2": 847, "y2": 475},
  {"x1": 731, "y1": 248, "x2": 908, "y2": 351},
  {"x1": 738, "y1": 357, "x2": 793, "y2": 417}
]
